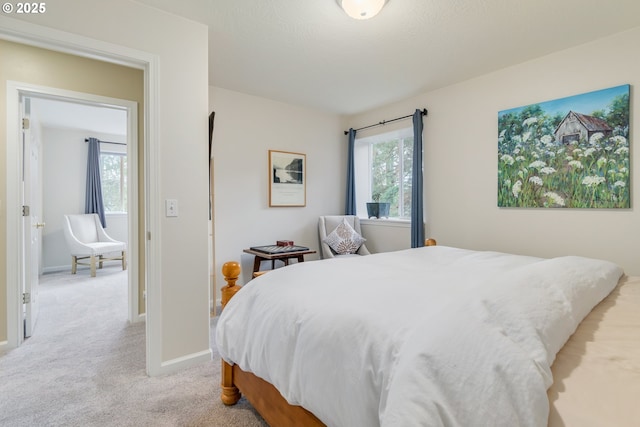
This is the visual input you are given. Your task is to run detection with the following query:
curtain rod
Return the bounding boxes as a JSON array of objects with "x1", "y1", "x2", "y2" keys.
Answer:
[
  {"x1": 344, "y1": 108, "x2": 427, "y2": 135},
  {"x1": 85, "y1": 138, "x2": 126, "y2": 146}
]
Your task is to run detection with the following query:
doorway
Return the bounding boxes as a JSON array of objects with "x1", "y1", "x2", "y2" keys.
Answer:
[{"x1": 6, "y1": 83, "x2": 140, "y2": 346}]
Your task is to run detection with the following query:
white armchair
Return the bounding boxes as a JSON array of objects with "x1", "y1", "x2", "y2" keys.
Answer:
[
  {"x1": 63, "y1": 214, "x2": 127, "y2": 277},
  {"x1": 318, "y1": 215, "x2": 371, "y2": 259}
]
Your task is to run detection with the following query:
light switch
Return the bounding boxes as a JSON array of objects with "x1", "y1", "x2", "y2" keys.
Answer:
[{"x1": 165, "y1": 199, "x2": 178, "y2": 217}]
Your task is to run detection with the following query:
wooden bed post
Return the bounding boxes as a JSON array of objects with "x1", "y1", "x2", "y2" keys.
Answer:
[
  {"x1": 425, "y1": 238, "x2": 437, "y2": 246},
  {"x1": 220, "y1": 261, "x2": 242, "y2": 405}
]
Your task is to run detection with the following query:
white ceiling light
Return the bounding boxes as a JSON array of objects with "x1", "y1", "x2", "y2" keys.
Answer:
[{"x1": 337, "y1": 0, "x2": 388, "y2": 20}]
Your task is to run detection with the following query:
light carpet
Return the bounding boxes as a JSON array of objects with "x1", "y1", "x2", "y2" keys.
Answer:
[{"x1": 0, "y1": 266, "x2": 268, "y2": 427}]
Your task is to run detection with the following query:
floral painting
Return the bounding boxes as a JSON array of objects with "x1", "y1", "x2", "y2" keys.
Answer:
[{"x1": 498, "y1": 84, "x2": 630, "y2": 208}]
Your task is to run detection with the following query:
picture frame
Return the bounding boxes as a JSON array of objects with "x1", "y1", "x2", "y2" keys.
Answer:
[
  {"x1": 498, "y1": 84, "x2": 630, "y2": 209},
  {"x1": 269, "y1": 150, "x2": 306, "y2": 207}
]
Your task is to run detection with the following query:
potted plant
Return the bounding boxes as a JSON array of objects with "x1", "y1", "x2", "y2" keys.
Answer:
[{"x1": 366, "y1": 192, "x2": 391, "y2": 219}]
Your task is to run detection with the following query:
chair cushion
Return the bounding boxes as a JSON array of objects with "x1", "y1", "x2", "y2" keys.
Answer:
[{"x1": 323, "y1": 218, "x2": 366, "y2": 255}]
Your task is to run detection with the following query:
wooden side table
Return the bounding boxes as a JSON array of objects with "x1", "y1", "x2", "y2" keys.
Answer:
[{"x1": 243, "y1": 247, "x2": 316, "y2": 276}]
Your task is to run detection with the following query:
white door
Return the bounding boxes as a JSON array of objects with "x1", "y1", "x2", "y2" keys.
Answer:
[{"x1": 22, "y1": 96, "x2": 41, "y2": 338}]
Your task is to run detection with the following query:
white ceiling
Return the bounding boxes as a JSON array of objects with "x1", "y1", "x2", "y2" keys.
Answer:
[
  {"x1": 30, "y1": 97, "x2": 127, "y2": 136},
  {"x1": 134, "y1": 0, "x2": 640, "y2": 115}
]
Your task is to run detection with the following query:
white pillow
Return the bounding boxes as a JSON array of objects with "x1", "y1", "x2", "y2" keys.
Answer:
[{"x1": 323, "y1": 218, "x2": 366, "y2": 255}]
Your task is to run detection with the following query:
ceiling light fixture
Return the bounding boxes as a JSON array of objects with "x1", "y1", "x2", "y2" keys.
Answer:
[{"x1": 337, "y1": 0, "x2": 388, "y2": 20}]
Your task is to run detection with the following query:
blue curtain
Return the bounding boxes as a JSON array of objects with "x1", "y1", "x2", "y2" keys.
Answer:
[
  {"x1": 85, "y1": 138, "x2": 106, "y2": 227},
  {"x1": 345, "y1": 128, "x2": 357, "y2": 215},
  {"x1": 411, "y1": 110, "x2": 425, "y2": 248}
]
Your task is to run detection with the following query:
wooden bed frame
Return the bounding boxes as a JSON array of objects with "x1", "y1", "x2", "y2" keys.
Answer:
[{"x1": 218, "y1": 239, "x2": 438, "y2": 427}]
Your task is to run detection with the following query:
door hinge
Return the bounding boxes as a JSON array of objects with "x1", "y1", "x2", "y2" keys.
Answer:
[
  {"x1": 23, "y1": 292, "x2": 31, "y2": 304},
  {"x1": 22, "y1": 118, "x2": 30, "y2": 130},
  {"x1": 22, "y1": 205, "x2": 30, "y2": 216}
]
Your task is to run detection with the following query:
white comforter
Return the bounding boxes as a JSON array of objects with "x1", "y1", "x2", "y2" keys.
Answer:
[{"x1": 216, "y1": 246, "x2": 623, "y2": 427}]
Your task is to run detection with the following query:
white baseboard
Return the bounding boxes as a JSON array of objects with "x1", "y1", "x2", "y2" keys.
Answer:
[
  {"x1": 155, "y1": 349, "x2": 212, "y2": 376},
  {"x1": 0, "y1": 340, "x2": 9, "y2": 352},
  {"x1": 43, "y1": 265, "x2": 71, "y2": 274}
]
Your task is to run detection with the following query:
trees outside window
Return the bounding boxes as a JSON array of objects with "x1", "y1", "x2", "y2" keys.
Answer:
[{"x1": 100, "y1": 153, "x2": 127, "y2": 213}]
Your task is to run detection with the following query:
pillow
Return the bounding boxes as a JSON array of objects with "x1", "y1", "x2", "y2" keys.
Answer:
[{"x1": 323, "y1": 218, "x2": 366, "y2": 255}]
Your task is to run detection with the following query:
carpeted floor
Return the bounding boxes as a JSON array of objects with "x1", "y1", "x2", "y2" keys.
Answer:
[{"x1": 0, "y1": 267, "x2": 268, "y2": 427}]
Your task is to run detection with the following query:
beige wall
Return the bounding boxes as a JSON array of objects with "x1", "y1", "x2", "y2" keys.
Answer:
[
  {"x1": 210, "y1": 87, "x2": 345, "y2": 288},
  {"x1": 0, "y1": 39, "x2": 144, "y2": 343},
  {"x1": 347, "y1": 26, "x2": 640, "y2": 275}
]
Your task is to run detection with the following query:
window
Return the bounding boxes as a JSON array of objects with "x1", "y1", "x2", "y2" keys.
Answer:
[
  {"x1": 355, "y1": 127, "x2": 414, "y2": 219},
  {"x1": 100, "y1": 152, "x2": 127, "y2": 213}
]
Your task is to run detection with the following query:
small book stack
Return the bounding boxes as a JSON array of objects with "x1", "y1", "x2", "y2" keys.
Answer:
[{"x1": 276, "y1": 240, "x2": 294, "y2": 246}]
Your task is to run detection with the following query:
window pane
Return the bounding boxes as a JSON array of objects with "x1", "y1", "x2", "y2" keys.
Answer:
[
  {"x1": 401, "y1": 138, "x2": 414, "y2": 218},
  {"x1": 100, "y1": 153, "x2": 127, "y2": 213},
  {"x1": 371, "y1": 140, "x2": 400, "y2": 217}
]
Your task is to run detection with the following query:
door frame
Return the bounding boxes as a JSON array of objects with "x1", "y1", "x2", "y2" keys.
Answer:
[
  {"x1": 6, "y1": 83, "x2": 140, "y2": 346},
  {"x1": 1, "y1": 16, "x2": 164, "y2": 376}
]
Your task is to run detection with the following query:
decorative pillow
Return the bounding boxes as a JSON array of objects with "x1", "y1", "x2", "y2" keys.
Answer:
[{"x1": 323, "y1": 218, "x2": 366, "y2": 255}]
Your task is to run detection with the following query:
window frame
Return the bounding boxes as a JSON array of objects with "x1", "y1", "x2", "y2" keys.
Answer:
[{"x1": 354, "y1": 126, "x2": 414, "y2": 221}]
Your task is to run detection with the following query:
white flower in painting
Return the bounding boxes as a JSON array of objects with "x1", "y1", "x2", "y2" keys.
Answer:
[
  {"x1": 513, "y1": 148, "x2": 521, "y2": 155},
  {"x1": 545, "y1": 151, "x2": 556, "y2": 158},
  {"x1": 582, "y1": 176, "x2": 606, "y2": 187},
  {"x1": 540, "y1": 167, "x2": 556, "y2": 175},
  {"x1": 596, "y1": 157, "x2": 608, "y2": 168},
  {"x1": 531, "y1": 152, "x2": 540, "y2": 159},
  {"x1": 499, "y1": 129, "x2": 506, "y2": 138},
  {"x1": 573, "y1": 148, "x2": 583, "y2": 156},
  {"x1": 614, "y1": 181, "x2": 626, "y2": 188},
  {"x1": 540, "y1": 135, "x2": 554, "y2": 145},
  {"x1": 529, "y1": 176, "x2": 543, "y2": 186},
  {"x1": 522, "y1": 117, "x2": 538, "y2": 127},
  {"x1": 528, "y1": 160, "x2": 546, "y2": 169},
  {"x1": 615, "y1": 146, "x2": 629, "y2": 155},
  {"x1": 543, "y1": 191, "x2": 565, "y2": 207},
  {"x1": 505, "y1": 179, "x2": 512, "y2": 187},
  {"x1": 565, "y1": 156, "x2": 574, "y2": 162},
  {"x1": 500, "y1": 154, "x2": 515, "y2": 165},
  {"x1": 516, "y1": 156, "x2": 526, "y2": 162},
  {"x1": 611, "y1": 135, "x2": 627, "y2": 146},
  {"x1": 620, "y1": 167, "x2": 628, "y2": 174},
  {"x1": 523, "y1": 132, "x2": 531, "y2": 142},
  {"x1": 512, "y1": 180, "x2": 522, "y2": 198},
  {"x1": 583, "y1": 148, "x2": 597, "y2": 157},
  {"x1": 589, "y1": 132, "x2": 604, "y2": 145},
  {"x1": 568, "y1": 160, "x2": 584, "y2": 169}
]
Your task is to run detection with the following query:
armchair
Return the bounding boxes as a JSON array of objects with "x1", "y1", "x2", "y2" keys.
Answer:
[
  {"x1": 318, "y1": 215, "x2": 371, "y2": 259},
  {"x1": 63, "y1": 214, "x2": 127, "y2": 277}
]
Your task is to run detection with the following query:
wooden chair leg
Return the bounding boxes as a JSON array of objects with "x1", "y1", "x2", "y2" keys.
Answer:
[
  {"x1": 122, "y1": 250, "x2": 127, "y2": 271},
  {"x1": 71, "y1": 256, "x2": 77, "y2": 274},
  {"x1": 90, "y1": 256, "x2": 97, "y2": 277},
  {"x1": 99, "y1": 255, "x2": 104, "y2": 269}
]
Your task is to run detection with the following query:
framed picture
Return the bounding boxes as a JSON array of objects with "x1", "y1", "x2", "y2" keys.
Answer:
[
  {"x1": 498, "y1": 84, "x2": 630, "y2": 209},
  {"x1": 269, "y1": 150, "x2": 306, "y2": 207}
]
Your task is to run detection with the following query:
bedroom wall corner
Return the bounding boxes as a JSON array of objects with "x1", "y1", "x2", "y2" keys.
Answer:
[{"x1": 209, "y1": 86, "x2": 345, "y2": 293}]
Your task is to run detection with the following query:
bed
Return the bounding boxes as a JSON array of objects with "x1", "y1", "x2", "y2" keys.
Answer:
[{"x1": 215, "y1": 245, "x2": 640, "y2": 427}]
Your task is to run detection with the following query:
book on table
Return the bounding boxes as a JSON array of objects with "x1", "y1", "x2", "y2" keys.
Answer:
[{"x1": 250, "y1": 245, "x2": 310, "y2": 254}]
